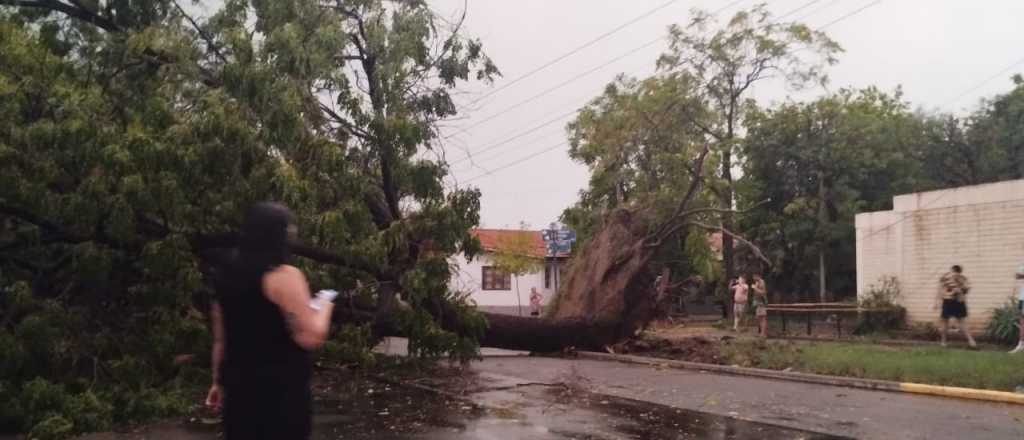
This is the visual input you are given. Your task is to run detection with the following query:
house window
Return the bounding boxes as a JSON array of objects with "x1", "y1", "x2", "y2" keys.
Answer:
[
  {"x1": 544, "y1": 264, "x2": 552, "y2": 289},
  {"x1": 481, "y1": 266, "x2": 511, "y2": 290}
]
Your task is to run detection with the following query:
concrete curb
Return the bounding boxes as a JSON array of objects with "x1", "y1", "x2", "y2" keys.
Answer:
[{"x1": 576, "y1": 351, "x2": 1024, "y2": 405}]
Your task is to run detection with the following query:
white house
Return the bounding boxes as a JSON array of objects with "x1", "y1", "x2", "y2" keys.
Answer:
[
  {"x1": 452, "y1": 229, "x2": 570, "y2": 316},
  {"x1": 856, "y1": 179, "x2": 1024, "y2": 332}
]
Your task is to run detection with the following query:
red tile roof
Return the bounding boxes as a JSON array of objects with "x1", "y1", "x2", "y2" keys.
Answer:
[{"x1": 471, "y1": 229, "x2": 567, "y2": 258}]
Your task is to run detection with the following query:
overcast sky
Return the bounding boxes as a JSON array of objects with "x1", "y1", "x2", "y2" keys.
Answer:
[{"x1": 425, "y1": 0, "x2": 1024, "y2": 230}]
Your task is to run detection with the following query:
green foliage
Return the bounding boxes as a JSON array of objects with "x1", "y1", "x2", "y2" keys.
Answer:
[
  {"x1": 564, "y1": 4, "x2": 842, "y2": 292},
  {"x1": 921, "y1": 74, "x2": 1024, "y2": 187},
  {"x1": 1, "y1": 0, "x2": 498, "y2": 435},
  {"x1": 741, "y1": 88, "x2": 925, "y2": 300},
  {"x1": 986, "y1": 298, "x2": 1022, "y2": 346},
  {"x1": 322, "y1": 324, "x2": 381, "y2": 368},
  {"x1": 854, "y1": 276, "x2": 907, "y2": 334}
]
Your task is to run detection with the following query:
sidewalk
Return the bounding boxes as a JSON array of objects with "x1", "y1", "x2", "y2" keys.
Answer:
[{"x1": 471, "y1": 355, "x2": 1024, "y2": 440}]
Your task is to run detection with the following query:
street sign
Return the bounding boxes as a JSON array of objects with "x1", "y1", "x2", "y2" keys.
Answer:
[{"x1": 541, "y1": 225, "x2": 576, "y2": 257}]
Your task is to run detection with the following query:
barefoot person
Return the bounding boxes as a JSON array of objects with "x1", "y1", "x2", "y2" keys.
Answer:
[
  {"x1": 752, "y1": 274, "x2": 768, "y2": 338},
  {"x1": 731, "y1": 275, "x2": 749, "y2": 331},
  {"x1": 1011, "y1": 263, "x2": 1024, "y2": 354},
  {"x1": 206, "y1": 203, "x2": 335, "y2": 439},
  {"x1": 935, "y1": 265, "x2": 977, "y2": 348}
]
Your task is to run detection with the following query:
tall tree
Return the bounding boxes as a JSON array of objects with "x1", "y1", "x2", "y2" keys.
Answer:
[
  {"x1": 560, "y1": 73, "x2": 718, "y2": 294},
  {"x1": 740, "y1": 88, "x2": 923, "y2": 301},
  {"x1": 918, "y1": 74, "x2": 1024, "y2": 187},
  {"x1": 0, "y1": 0, "x2": 499, "y2": 433},
  {"x1": 656, "y1": 5, "x2": 841, "y2": 294}
]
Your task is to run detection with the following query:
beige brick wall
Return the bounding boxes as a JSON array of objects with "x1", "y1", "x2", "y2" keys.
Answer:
[{"x1": 856, "y1": 180, "x2": 1024, "y2": 333}]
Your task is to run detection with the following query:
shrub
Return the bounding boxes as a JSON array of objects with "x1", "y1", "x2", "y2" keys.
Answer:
[
  {"x1": 0, "y1": 283, "x2": 199, "y2": 438},
  {"x1": 985, "y1": 298, "x2": 1021, "y2": 346},
  {"x1": 29, "y1": 416, "x2": 74, "y2": 440},
  {"x1": 854, "y1": 276, "x2": 907, "y2": 335}
]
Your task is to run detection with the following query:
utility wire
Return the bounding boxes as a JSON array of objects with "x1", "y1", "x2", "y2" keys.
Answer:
[
  {"x1": 449, "y1": 0, "x2": 752, "y2": 151},
  {"x1": 468, "y1": 0, "x2": 685, "y2": 105},
  {"x1": 456, "y1": 37, "x2": 664, "y2": 134},
  {"x1": 458, "y1": 0, "x2": 888, "y2": 184},
  {"x1": 776, "y1": 0, "x2": 824, "y2": 20},
  {"x1": 462, "y1": 141, "x2": 570, "y2": 183},
  {"x1": 816, "y1": 0, "x2": 882, "y2": 30},
  {"x1": 941, "y1": 55, "x2": 1024, "y2": 108}
]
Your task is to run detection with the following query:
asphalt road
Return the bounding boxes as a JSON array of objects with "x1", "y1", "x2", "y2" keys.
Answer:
[{"x1": 471, "y1": 356, "x2": 1024, "y2": 440}]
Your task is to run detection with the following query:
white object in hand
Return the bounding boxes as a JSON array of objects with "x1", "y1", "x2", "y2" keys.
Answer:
[{"x1": 310, "y1": 289, "x2": 339, "y2": 310}]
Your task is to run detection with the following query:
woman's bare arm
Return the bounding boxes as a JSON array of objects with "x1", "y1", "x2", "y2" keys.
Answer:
[
  {"x1": 210, "y1": 302, "x2": 225, "y2": 384},
  {"x1": 264, "y1": 265, "x2": 334, "y2": 350}
]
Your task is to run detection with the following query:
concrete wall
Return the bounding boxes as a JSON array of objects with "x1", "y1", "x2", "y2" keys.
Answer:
[
  {"x1": 856, "y1": 180, "x2": 1024, "y2": 332},
  {"x1": 451, "y1": 252, "x2": 558, "y2": 309}
]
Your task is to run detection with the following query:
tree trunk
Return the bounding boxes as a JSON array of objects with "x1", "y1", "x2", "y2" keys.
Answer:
[
  {"x1": 817, "y1": 170, "x2": 828, "y2": 303},
  {"x1": 515, "y1": 275, "x2": 523, "y2": 316},
  {"x1": 818, "y1": 251, "x2": 827, "y2": 303},
  {"x1": 721, "y1": 148, "x2": 736, "y2": 316}
]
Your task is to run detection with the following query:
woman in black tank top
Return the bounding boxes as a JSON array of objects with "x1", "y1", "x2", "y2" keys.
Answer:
[{"x1": 205, "y1": 203, "x2": 334, "y2": 439}]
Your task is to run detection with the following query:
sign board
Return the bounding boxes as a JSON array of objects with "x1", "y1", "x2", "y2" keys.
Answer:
[{"x1": 541, "y1": 224, "x2": 576, "y2": 257}]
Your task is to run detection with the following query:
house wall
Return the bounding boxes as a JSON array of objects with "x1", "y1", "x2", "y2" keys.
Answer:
[
  {"x1": 856, "y1": 180, "x2": 1024, "y2": 332},
  {"x1": 451, "y1": 252, "x2": 558, "y2": 309}
]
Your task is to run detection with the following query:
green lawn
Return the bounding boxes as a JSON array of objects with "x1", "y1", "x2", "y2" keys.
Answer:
[{"x1": 719, "y1": 340, "x2": 1024, "y2": 391}]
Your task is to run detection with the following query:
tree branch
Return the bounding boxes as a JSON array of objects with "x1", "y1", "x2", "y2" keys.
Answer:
[
  {"x1": 688, "y1": 221, "x2": 771, "y2": 266},
  {"x1": 171, "y1": 0, "x2": 228, "y2": 64},
  {"x1": 647, "y1": 144, "x2": 711, "y2": 244},
  {"x1": 5, "y1": 0, "x2": 121, "y2": 32},
  {"x1": 674, "y1": 198, "x2": 770, "y2": 222}
]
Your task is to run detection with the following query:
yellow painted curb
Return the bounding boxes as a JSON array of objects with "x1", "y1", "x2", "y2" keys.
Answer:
[{"x1": 899, "y1": 382, "x2": 1024, "y2": 405}]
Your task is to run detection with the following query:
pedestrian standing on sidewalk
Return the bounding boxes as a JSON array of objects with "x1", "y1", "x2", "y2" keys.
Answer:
[
  {"x1": 752, "y1": 274, "x2": 768, "y2": 338},
  {"x1": 731, "y1": 275, "x2": 749, "y2": 332},
  {"x1": 1010, "y1": 263, "x2": 1024, "y2": 354},
  {"x1": 934, "y1": 265, "x2": 977, "y2": 348},
  {"x1": 529, "y1": 287, "x2": 543, "y2": 317}
]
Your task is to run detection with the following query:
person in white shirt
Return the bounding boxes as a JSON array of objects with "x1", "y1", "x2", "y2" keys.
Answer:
[{"x1": 1011, "y1": 264, "x2": 1024, "y2": 354}]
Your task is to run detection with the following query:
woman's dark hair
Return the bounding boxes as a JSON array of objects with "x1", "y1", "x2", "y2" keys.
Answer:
[
  {"x1": 239, "y1": 202, "x2": 294, "y2": 268},
  {"x1": 221, "y1": 202, "x2": 294, "y2": 297}
]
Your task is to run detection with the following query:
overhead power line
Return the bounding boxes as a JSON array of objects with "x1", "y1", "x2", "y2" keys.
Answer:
[
  {"x1": 456, "y1": 37, "x2": 664, "y2": 134},
  {"x1": 462, "y1": 141, "x2": 569, "y2": 183},
  {"x1": 816, "y1": 0, "x2": 883, "y2": 30},
  {"x1": 793, "y1": 0, "x2": 841, "y2": 23},
  {"x1": 468, "y1": 0, "x2": 683, "y2": 105},
  {"x1": 450, "y1": 0, "x2": 751, "y2": 142},
  {"x1": 457, "y1": 0, "x2": 884, "y2": 184},
  {"x1": 942, "y1": 55, "x2": 1024, "y2": 108},
  {"x1": 777, "y1": 0, "x2": 824, "y2": 21},
  {"x1": 450, "y1": 109, "x2": 575, "y2": 167}
]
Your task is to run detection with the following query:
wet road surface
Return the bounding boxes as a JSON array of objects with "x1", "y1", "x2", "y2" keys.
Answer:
[
  {"x1": 72, "y1": 366, "x2": 845, "y2": 440},
  {"x1": 470, "y1": 356, "x2": 1024, "y2": 440}
]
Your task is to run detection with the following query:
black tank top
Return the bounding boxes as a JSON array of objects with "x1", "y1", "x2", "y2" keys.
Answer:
[{"x1": 218, "y1": 267, "x2": 310, "y2": 387}]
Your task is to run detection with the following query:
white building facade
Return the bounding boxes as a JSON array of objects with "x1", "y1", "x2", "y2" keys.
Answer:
[
  {"x1": 855, "y1": 180, "x2": 1024, "y2": 332},
  {"x1": 451, "y1": 229, "x2": 567, "y2": 315}
]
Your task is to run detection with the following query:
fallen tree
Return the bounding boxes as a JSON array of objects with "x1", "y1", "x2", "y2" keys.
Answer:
[{"x1": 301, "y1": 146, "x2": 766, "y2": 353}]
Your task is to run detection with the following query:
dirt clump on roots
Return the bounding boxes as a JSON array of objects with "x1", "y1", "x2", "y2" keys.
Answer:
[
  {"x1": 547, "y1": 209, "x2": 666, "y2": 339},
  {"x1": 611, "y1": 336, "x2": 723, "y2": 365}
]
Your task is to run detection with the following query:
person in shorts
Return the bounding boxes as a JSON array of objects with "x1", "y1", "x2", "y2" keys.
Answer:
[
  {"x1": 731, "y1": 275, "x2": 748, "y2": 331},
  {"x1": 935, "y1": 265, "x2": 977, "y2": 348},
  {"x1": 529, "y1": 287, "x2": 543, "y2": 317},
  {"x1": 752, "y1": 274, "x2": 768, "y2": 338},
  {"x1": 1011, "y1": 263, "x2": 1024, "y2": 354}
]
